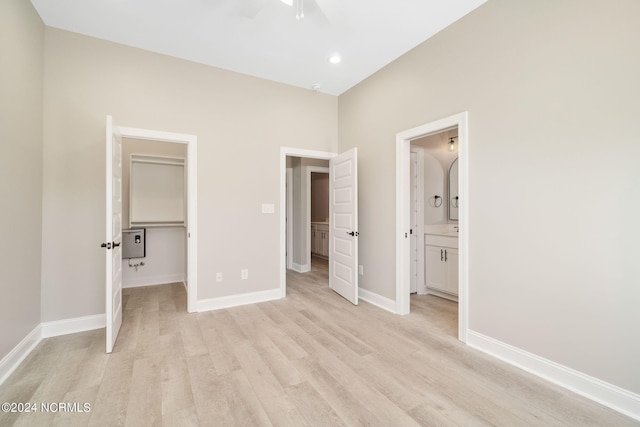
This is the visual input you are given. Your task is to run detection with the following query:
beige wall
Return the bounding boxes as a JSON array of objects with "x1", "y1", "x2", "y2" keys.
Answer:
[
  {"x1": 0, "y1": 0, "x2": 44, "y2": 360},
  {"x1": 339, "y1": 0, "x2": 640, "y2": 394},
  {"x1": 7, "y1": 0, "x2": 638, "y2": 405},
  {"x1": 40, "y1": 28, "x2": 338, "y2": 321},
  {"x1": 311, "y1": 173, "x2": 329, "y2": 223}
]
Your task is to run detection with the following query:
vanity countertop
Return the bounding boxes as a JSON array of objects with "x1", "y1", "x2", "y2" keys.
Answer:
[
  {"x1": 424, "y1": 224, "x2": 459, "y2": 237},
  {"x1": 311, "y1": 221, "x2": 329, "y2": 225}
]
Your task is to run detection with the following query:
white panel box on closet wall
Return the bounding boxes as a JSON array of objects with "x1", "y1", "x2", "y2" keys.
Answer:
[{"x1": 122, "y1": 229, "x2": 145, "y2": 259}]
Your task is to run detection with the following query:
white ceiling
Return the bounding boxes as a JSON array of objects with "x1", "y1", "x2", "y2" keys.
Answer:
[{"x1": 31, "y1": 0, "x2": 486, "y2": 96}]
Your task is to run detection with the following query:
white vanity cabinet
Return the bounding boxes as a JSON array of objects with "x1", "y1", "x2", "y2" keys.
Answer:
[
  {"x1": 311, "y1": 223, "x2": 329, "y2": 258},
  {"x1": 425, "y1": 233, "x2": 458, "y2": 299}
]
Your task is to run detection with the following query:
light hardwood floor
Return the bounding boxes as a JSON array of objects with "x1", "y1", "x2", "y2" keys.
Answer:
[{"x1": 1, "y1": 258, "x2": 636, "y2": 426}]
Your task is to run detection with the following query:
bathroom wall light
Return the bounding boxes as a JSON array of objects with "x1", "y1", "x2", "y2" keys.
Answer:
[{"x1": 448, "y1": 136, "x2": 458, "y2": 152}]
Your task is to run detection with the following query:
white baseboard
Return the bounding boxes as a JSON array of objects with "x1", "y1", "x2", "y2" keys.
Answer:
[
  {"x1": 197, "y1": 288, "x2": 282, "y2": 313},
  {"x1": 467, "y1": 330, "x2": 640, "y2": 421},
  {"x1": 359, "y1": 288, "x2": 397, "y2": 313},
  {"x1": 1, "y1": 314, "x2": 106, "y2": 386},
  {"x1": 0, "y1": 325, "x2": 42, "y2": 385},
  {"x1": 123, "y1": 274, "x2": 185, "y2": 289},
  {"x1": 291, "y1": 263, "x2": 310, "y2": 273},
  {"x1": 41, "y1": 314, "x2": 106, "y2": 338}
]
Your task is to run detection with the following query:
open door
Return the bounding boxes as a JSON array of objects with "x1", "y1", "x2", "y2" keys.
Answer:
[
  {"x1": 329, "y1": 148, "x2": 358, "y2": 305},
  {"x1": 103, "y1": 115, "x2": 123, "y2": 353}
]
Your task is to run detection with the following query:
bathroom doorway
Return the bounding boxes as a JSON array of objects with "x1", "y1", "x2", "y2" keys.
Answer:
[
  {"x1": 395, "y1": 112, "x2": 468, "y2": 342},
  {"x1": 409, "y1": 129, "x2": 459, "y2": 298}
]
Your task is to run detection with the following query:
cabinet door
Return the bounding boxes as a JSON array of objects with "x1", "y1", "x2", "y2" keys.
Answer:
[
  {"x1": 425, "y1": 245, "x2": 447, "y2": 292},
  {"x1": 445, "y1": 248, "x2": 459, "y2": 295},
  {"x1": 311, "y1": 227, "x2": 318, "y2": 254}
]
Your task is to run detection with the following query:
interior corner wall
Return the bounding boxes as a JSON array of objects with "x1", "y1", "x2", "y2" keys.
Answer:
[
  {"x1": 40, "y1": 28, "x2": 338, "y2": 321},
  {"x1": 0, "y1": 0, "x2": 44, "y2": 360},
  {"x1": 338, "y1": 0, "x2": 640, "y2": 395}
]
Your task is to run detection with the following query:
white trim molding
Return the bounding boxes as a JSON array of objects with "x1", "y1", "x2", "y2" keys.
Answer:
[
  {"x1": 123, "y1": 274, "x2": 185, "y2": 289},
  {"x1": 359, "y1": 289, "x2": 396, "y2": 314},
  {"x1": 0, "y1": 326, "x2": 42, "y2": 385},
  {"x1": 197, "y1": 288, "x2": 282, "y2": 313},
  {"x1": 291, "y1": 263, "x2": 310, "y2": 273},
  {"x1": 1, "y1": 314, "x2": 107, "y2": 386},
  {"x1": 468, "y1": 330, "x2": 640, "y2": 421},
  {"x1": 41, "y1": 314, "x2": 106, "y2": 338}
]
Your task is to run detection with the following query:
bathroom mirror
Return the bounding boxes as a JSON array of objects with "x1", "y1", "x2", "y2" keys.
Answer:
[{"x1": 448, "y1": 158, "x2": 459, "y2": 221}]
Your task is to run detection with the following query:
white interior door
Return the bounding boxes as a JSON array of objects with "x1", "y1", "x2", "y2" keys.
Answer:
[
  {"x1": 104, "y1": 115, "x2": 123, "y2": 353},
  {"x1": 329, "y1": 148, "x2": 358, "y2": 305}
]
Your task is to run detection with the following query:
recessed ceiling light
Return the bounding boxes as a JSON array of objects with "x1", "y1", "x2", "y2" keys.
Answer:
[{"x1": 329, "y1": 55, "x2": 341, "y2": 64}]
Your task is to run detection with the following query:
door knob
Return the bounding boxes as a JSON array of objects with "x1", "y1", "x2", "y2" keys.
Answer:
[{"x1": 112, "y1": 242, "x2": 121, "y2": 248}]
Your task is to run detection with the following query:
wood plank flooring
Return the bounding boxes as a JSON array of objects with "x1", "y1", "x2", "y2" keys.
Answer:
[{"x1": 1, "y1": 257, "x2": 636, "y2": 426}]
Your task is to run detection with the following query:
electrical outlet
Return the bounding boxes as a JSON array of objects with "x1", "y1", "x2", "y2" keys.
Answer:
[
  {"x1": 241, "y1": 269, "x2": 248, "y2": 280},
  {"x1": 216, "y1": 272, "x2": 222, "y2": 282},
  {"x1": 359, "y1": 265, "x2": 364, "y2": 276}
]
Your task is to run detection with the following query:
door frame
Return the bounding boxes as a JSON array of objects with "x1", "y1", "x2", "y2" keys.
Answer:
[
  {"x1": 286, "y1": 168, "x2": 293, "y2": 270},
  {"x1": 306, "y1": 166, "x2": 330, "y2": 261},
  {"x1": 409, "y1": 146, "x2": 425, "y2": 294},
  {"x1": 280, "y1": 147, "x2": 336, "y2": 297},
  {"x1": 396, "y1": 112, "x2": 468, "y2": 342},
  {"x1": 118, "y1": 125, "x2": 198, "y2": 313}
]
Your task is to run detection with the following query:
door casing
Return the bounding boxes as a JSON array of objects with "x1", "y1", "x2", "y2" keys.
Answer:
[
  {"x1": 280, "y1": 147, "x2": 336, "y2": 297},
  {"x1": 117, "y1": 125, "x2": 198, "y2": 313},
  {"x1": 396, "y1": 112, "x2": 468, "y2": 342}
]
